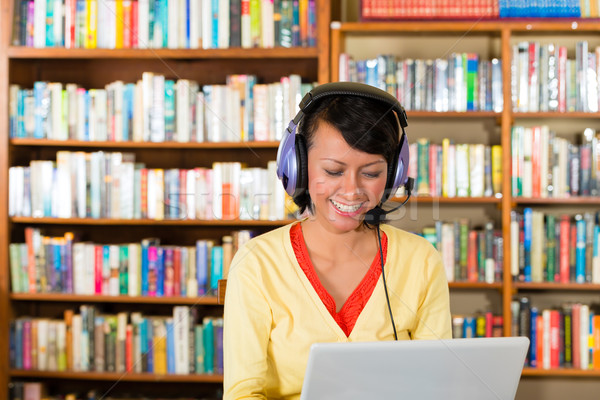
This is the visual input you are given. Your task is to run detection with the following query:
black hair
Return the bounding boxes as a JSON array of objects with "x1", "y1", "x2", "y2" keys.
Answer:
[{"x1": 294, "y1": 95, "x2": 401, "y2": 214}]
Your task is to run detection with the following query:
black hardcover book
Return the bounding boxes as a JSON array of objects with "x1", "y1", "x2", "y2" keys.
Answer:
[{"x1": 230, "y1": 0, "x2": 242, "y2": 47}]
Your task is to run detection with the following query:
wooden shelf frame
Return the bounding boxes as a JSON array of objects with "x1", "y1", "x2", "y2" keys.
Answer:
[
  {"x1": 10, "y1": 138, "x2": 282, "y2": 149},
  {"x1": 10, "y1": 293, "x2": 220, "y2": 305},
  {"x1": 10, "y1": 217, "x2": 295, "y2": 226},
  {"x1": 9, "y1": 369, "x2": 223, "y2": 383}
]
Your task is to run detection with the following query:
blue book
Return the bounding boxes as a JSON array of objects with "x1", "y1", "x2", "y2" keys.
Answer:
[
  {"x1": 463, "y1": 317, "x2": 476, "y2": 338},
  {"x1": 365, "y1": 59, "x2": 378, "y2": 88},
  {"x1": 529, "y1": 307, "x2": 538, "y2": 368},
  {"x1": 148, "y1": 0, "x2": 156, "y2": 45},
  {"x1": 594, "y1": 225, "x2": 599, "y2": 261},
  {"x1": 211, "y1": 0, "x2": 219, "y2": 48},
  {"x1": 246, "y1": 76, "x2": 257, "y2": 141},
  {"x1": 160, "y1": 0, "x2": 168, "y2": 48},
  {"x1": 103, "y1": 245, "x2": 111, "y2": 293},
  {"x1": 196, "y1": 240, "x2": 208, "y2": 295},
  {"x1": 523, "y1": 208, "x2": 532, "y2": 282},
  {"x1": 186, "y1": 0, "x2": 191, "y2": 48},
  {"x1": 156, "y1": 247, "x2": 165, "y2": 296},
  {"x1": 203, "y1": 318, "x2": 214, "y2": 374},
  {"x1": 15, "y1": 89, "x2": 24, "y2": 138},
  {"x1": 211, "y1": 246, "x2": 223, "y2": 294},
  {"x1": 123, "y1": 83, "x2": 135, "y2": 141},
  {"x1": 83, "y1": 90, "x2": 90, "y2": 140},
  {"x1": 140, "y1": 317, "x2": 148, "y2": 372},
  {"x1": 147, "y1": 318, "x2": 154, "y2": 373},
  {"x1": 54, "y1": 241, "x2": 62, "y2": 292},
  {"x1": 141, "y1": 240, "x2": 150, "y2": 296},
  {"x1": 166, "y1": 319, "x2": 176, "y2": 374},
  {"x1": 45, "y1": 0, "x2": 54, "y2": 47},
  {"x1": 164, "y1": 80, "x2": 175, "y2": 141},
  {"x1": 33, "y1": 81, "x2": 48, "y2": 139},
  {"x1": 575, "y1": 217, "x2": 586, "y2": 283}
]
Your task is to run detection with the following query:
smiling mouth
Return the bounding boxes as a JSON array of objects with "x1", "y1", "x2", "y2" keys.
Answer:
[{"x1": 330, "y1": 199, "x2": 364, "y2": 213}]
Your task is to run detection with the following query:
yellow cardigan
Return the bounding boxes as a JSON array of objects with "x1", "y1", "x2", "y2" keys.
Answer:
[{"x1": 223, "y1": 222, "x2": 452, "y2": 400}]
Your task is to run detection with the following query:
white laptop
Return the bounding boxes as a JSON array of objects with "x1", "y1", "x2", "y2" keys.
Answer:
[{"x1": 300, "y1": 337, "x2": 530, "y2": 400}]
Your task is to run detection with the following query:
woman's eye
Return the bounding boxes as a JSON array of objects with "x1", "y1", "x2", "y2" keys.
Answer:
[
  {"x1": 324, "y1": 170, "x2": 342, "y2": 176},
  {"x1": 363, "y1": 172, "x2": 382, "y2": 178}
]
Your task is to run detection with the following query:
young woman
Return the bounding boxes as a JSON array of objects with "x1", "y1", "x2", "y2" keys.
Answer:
[{"x1": 223, "y1": 82, "x2": 452, "y2": 400}]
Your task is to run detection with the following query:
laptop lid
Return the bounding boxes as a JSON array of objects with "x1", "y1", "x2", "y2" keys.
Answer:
[{"x1": 300, "y1": 337, "x2": 530, "y2": 400}]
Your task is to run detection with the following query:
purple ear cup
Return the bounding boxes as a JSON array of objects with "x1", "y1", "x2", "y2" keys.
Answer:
[
  {"x1": 276, "y1": 120, "x2": 299, "y2": 197},
  {"x1": 391, "y1": 133, "x2": 410, "y2": 191}
]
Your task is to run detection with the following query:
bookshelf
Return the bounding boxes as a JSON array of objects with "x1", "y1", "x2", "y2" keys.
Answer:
[
  {"x1": 331, "y1": 12, "x2": 600, "y2": 398},
  {"x1": 0, "y1": 0, "x2": 331, "y2": 398}
]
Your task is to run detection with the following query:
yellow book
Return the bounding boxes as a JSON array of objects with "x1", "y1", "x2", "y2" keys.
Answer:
[
  {"x1": 86, "y1": 0, "x2": 97, "y2": 49},
  {"x1": 153, "y1": 319, "x2": 167, "y2": 374},
  {"x1": 442, "y1": 138, "x2": 450, "y2": 197},
  {"x1": 491, "y1": 145, "x2": 502, "y2": 196},
  {"x1": 115, "y1": 0, "x2": 124, "y2": 49}
]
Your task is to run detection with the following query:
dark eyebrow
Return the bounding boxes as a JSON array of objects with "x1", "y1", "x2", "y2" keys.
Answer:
[{"x1": 320, "y1": 158, "x2": 386, "y2": 168}]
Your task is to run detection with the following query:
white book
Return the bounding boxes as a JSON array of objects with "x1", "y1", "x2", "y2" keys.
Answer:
[
  {"x1": 72, "y1": 314, "x2": 82, "y2": 371},
  {"x1": 154, "y1": 169, "x2": 165, "y2": 220},
  {"x1": 113, "y1": 81, "x2": 124, "y2": 141},
  {"x1": 173, "y1": 306, "x2": 190, "y2": 374},
  {"x1": 186, "y1": 169, "x2": 196, "y2": 219},
  {"x1": 176, "y1": 79, "x2": 191, "y2": 142},
  {"x1": 587, "y1": 53, "x2": 599, "y2": 113},
  {"x1": 47, "y1": 320, "x2": 58, "y2": 370},
  {"x1": 455, "y1": 144, "x2": 470, "y2": 197},
  {"x1": 130, "y1": 312, "x2": 144, "y2": 372},
  {"x1": 37, "y1": 319, "x2": 49, "y2": 370},
  {"x1": 76, "y1": 88, "x2": 87, "y2": 140},
  {"x1": 540, "y1": 125, "x2": 550, "y2": 198},
  {"x1": 593, "y1": 227, "x2": 600, "y2": 284},
  {"x1": 109, "y1": 244, "x2": 120, "y2": 296},
  {"x1": 441, "y1": 223, "x2": 455, "y2": 282},
  {"x1": 522, "y1": 127, "x2": 532, "y2": 198},
  {"x1": 133, "y1": 80, "x2": 144, "y2": 141},
  {"x1": 469, "y1": 144, "x2": 484, "y2": 197},
  {"x1": 228, "y1": 87, "x2": 241, "y2": 142},
  {"x1": 137, "y1": 0, "x2": 149, "y2": 48},
  {"x1": 510, "y1": 212, "x2": 519, "y2": 278},
  {"x1": 48, "y1": 82, "x2": 62, "y2": 139},
  {"x1": 269, "y1": 160, "x2": 285, "y2": 220},
  {"x1": 218, "y1": 0, "x2": 230, "y2": 48},
  {"x1": 107, "y1": 0, "x2": 118, "y2": 49},
  {"x1": 187, "y1": 247, "x2": 198, "y2": 296},
  {"x1": 8, "y1": 167, "x2": 24, "y2": 217},
  {"x1": 178, "y1": 0, "x2": 188, "y2": 48},
  {"x1": 73, "y1": 243, "x2": 86, "y2": 294},
  {"x1": 65, "y1": 0, "x2": 74, "y2": 48},
  {"x1": 196, "y1": 92, "x2": 205, "y2": 142},
  {"x1": 97, "y1": 0, "x2": 109, "y2": 48},
  {"x1": 190, "y1": 0, "x2": 201, "y2": 48},
  {"x1": 261, "y1": 0, "x2": 273, "y2": 48},
  {"x1": 528, "y1": 42, "x2": 539, "y2": 112},
  {"x1": 120, "y1": 161, "x2": 134, "y2": 219},
  {"x1": 150, "y1": 75, "x2": 166, "y2": 142},
  {"x1": 168, "y1": 0, "x2": 179, "y2": 48},
  {"x1": 212, "y1": 162, "x2": 223, "y2": 219},
  {"x1": 542, "y1": 309, "x2": 551, "y2": 369},
  {"x1": 33, "y1": 0, "x2": 46, "y2": 48},
  {"x1": 95, "y1": 89, "x2": 108, "y2": 141},
  {"x1": 580, "y1": 304, "x2": 590, "y2": 370},
  {"x1": 517, "y1": 42, "x2": 529, "y2": 112},
  {"x1": 241, "y1": 0, "x2": 251, "y2": 48},
  {"x1": 74, "y1": 152, "x2": 87, "y2": 217},
  {"x1": 271, "y1": 83, "x2": 284, "y2": 140},
  {"x1": 202, "y1": 0, "x2": 212, "y2": 49},
  {"x1": 147, "y1": 169, "x2": 156, "y2": 219},
  {"x1": 142, "y1": 72, "x2": 154, "y2": 142},
  {"x1": 128, "y1": 243, "x2": 140, "y2": 296},
  {"x1": 56, "y1": 151, "x2": 72, "y2": 218}
]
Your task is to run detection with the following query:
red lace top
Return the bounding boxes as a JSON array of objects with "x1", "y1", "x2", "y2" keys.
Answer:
[{"x1": 289, "y1": 223, "x2": 388, "y2": 337}]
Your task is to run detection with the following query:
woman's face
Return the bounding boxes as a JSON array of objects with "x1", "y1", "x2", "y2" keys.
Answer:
[{"x1": 306, "y1": 121, "x2": 388, "y2": 233}]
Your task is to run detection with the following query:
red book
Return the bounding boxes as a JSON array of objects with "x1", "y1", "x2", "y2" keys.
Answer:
[
  {"x1": 173, "y1": 247, "x2": 181, "y2": 296},
  {"x1": 126, "y1": 324, "x2": 133, "y2": 371},
  {"x1": 559, "y1": 215, "x2": 570, "y2": 283},
  {"x1": 531, "y1": 126, "x2": 541, "y2": 197},
  {"x1": 467, "y1": 230, "x2": 478, "y2": 282},
  {"x1": 572, "y1": 303, "x2": 581, "y2": 369},
  {"x1": 123, "y1": 0, "x2": 132, "y2": 48},
  {"x1": 550, "y1": 310, "x2": 560, "y2": 369},
  {"x1": 485, "y1": 311, "x2": 493, "y2": 337},
  {"x1": 131, "y1": 0, "x2": 138, "y2": 48},
  {"x1": 24, "y1": 227, "x2": 37, "y2": 293},
  {"x1": 537, "y1": 315, "x2": 544, "y2": 369},
  {"x1": 558, "y1": 46, "x2": 568, "y2": 113},
  {"x1": 593, "y1": 315, "x2": 600, "y2": 370},
  {"x1": 94, "y1": 245, "x2": 103, "y2": 294},
  {"x1": 492, "y1": 316, "x2": 503, "y2": 337}
]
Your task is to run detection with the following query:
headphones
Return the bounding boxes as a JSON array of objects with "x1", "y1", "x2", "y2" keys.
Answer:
[{"x1": 276, "y1": 81, "x2": 410, "y2": 204}]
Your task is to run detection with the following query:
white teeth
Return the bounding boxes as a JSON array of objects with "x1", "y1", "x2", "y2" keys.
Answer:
[{"x1": 331, "y1": 200, "x2": 362, "y2": 213}]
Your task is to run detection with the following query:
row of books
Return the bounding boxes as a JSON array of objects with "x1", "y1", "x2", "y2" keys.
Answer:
[
  {"x1": 452, "y1": 312, "x2": 503, "y2": 338},
  {"x1": 510, "y1": 210, "x2": 600, "y2": 284},
  {"x1": 9, "y1": 74, "x2": 313, "y2": 142},
  {"x1": 339, "y1": 53, "x2": 503, "y2": 113},
  {"x1": 511, "y1": 126, "x2": 600, "y2": 198},
  {"x1": 11, "y1": 0, "x2": 317, "y2": 49},
  {"x1": 361, "y1": 0, "x2": 593, "y2": 19},
  {"x1": 9, "y1": 382, "x2": 220, "y2": 400},
  {"x1": 512, "y1": 41, "x2": 600, "y2": 113},
  {"x1": 9, "y1": 227, "x2": 254, "y2": 295},
  {"x1": 8, "y1": 154, "x2": 292, "y2": 221},
  {"x1": 513, "y1": 297, "x2": 600, "y2": 369},
  {"x1": 408, "y1": 140, "x2": 503, "y2": 198},
  {"x1": 419, "y1": 219, "x2": 503, "y2": 284},
  {"x1": 10, "y1": 306, "x2": 224, "y2": 375},
  {"x1": 361, "y1": 0, "x2": 499, "y2": 19}
]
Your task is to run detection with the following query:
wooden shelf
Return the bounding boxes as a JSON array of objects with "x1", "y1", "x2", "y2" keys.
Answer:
[
  {"x1": 10, "y1": 138, "x2": 281, "y2": 149},
  {"x1": 9, "y1": 369, "x2": 223, "y2": 383},
  {"x1": 513, "y1": 197, "x2": 600, "y2": 205},
  {"x1": 522, "y1": 368, "x2": 600, "y2": 377},
  {"x1": 513, "y1": 282, "x2": 600, "y2": 291},
  {"x1": 10, "y1": 293, "x2": 220, "y2": 305},
  {"x1": 7, "y1": 46, "x2": 318, "y2": 59},
  {"x1": 512, "y1": 112, "x2": 600, "y2": 119},
  {"x1": 405, "y1": 111, "x2": 501, "y2": 118},
  {"x1": 392, "y1": 196, "x2": 502, "y2": 204},
  {"x1": 334, "y1": 20, "x2": 600, "y2": 33},
  {"x1": 449, "y1": 282, "x2": 502, "y2": 289},
  {"x1": 10, "y1": 217, "x2": 295, "y2": 226}
]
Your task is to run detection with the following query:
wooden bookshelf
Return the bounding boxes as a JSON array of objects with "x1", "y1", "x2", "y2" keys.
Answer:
[
  {"x1": 10, "y1": 293, "x2": 220, "y2": 305},
  {"x1": 448, "y1": 282, "x2": 503, "y2": 290},
  {"x1": 513, "y1": 197, "x2": 600, "y2": 205},
  {"x1": 513, "y1": 282, "x2": 600, "y2": 291},
  {"x1": 522, "y1": 368, "x2": 600, "y2": 377},
  {"x1": 0, "y1": 0, "x2": 332, "y2": 398},
  {"x1": 9, "y1": 369, "x2": 224, "y2": 383},
  {"x1": 10, "y1": 217, "x2": 296, "y2": 226}
]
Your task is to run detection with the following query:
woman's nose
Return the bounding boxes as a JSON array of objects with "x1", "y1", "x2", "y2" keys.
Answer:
[{"x1": 341, "y1": 173, "x2": 361, "y2": 196}]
